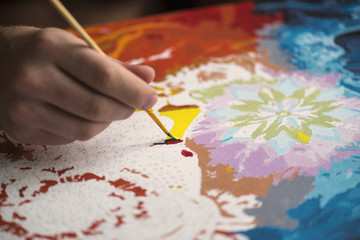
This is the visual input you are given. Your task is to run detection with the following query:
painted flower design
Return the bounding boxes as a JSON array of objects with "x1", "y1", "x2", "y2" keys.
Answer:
[
  {"x1": 190, "y1": 70, "x2": 360, "y2": 178},
  {"x1": 227, "y1": 86, "x2": 342, "y2": 144}
]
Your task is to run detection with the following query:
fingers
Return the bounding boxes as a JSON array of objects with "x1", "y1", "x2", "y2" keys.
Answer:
[
  {"x1": 112, "y1": 59, "x2": 155, "y2": 84},
  {"x1": 27, "y1": 64, "x2": 135, "y2": 122},
  {"x1": 20, "y1": 130, "x2": 74, "y2": 146},
  {"x1": 49, "y1": 29, "x2": 157, "y2": 110},
  {"x1": 0, "y1": 27, "x2": 158, "y2": 145},
  {"x1": 58, "y1": 49, "x2": 157, "y2": 110}
]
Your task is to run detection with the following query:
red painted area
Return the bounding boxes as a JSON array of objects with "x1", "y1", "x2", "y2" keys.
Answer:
[
  {"x1": 0, "y1": 183, "x2": 9, "y2": 206},
  {"x1": 75, "y1": 173, "x2": 105, "y2": 182},
  {"x1": 18, "y1": 199, "x2": 31, "y2": 206},
  {"x1": 27, "y1": 233, "x2": 57, "y2": 240},
  {"x1": 53, "y1": 154, "x2": 63, "y2": 161},
  {"x1": 110, "y1": 206, "x2": 121, "y2": 212},
  {"x1": 115, "y1": 215, "x2": 124, "y2": 227},
  {"x1": 32, "y1": 180, "x2": 58, "y2": 197},
  {"x1": 166, "y1": 140, "x2": 183, "y2": 145},
  {"x1": 0, "y1": 132, "x2": 37, "y2": 162},
  {"x1": 108, "y1": 192, "x2": 125, "y2": 200},
  {"x1": 0, "y1": 215, "x2": 28, "y2": 237},
  {"x1": 181, "y1": 150, "x2": 193, "y2": 157},
  {"x1": 231, "y1": 2, "x2": 282, "y2": 34},
  {"x1": 65, "y1": 173, "x2": 105, "y2": 182},
  {"x1": 82, "y1": 219, "x2": 106, "y2": 236},
  {"x1": 41, "y1": 168, "x2": 56, "y2": 174},
  {"x1": 19, "y1": 186, "x2": 28, "y2": 198},
  {"x1": 108, "y1": 178, "x2": 147, "y2": 197},
  {"x1": 57, "y1": 166, "x2": 74, "y2": 177},
  {"x1": 60, "y1": 232, "x2": 77, "y2": 238},
  {"x1": 134, "y1": 202, "x2": 149, "y2": 219},
  {"x1": 13, "y1": 212, "x2": 26, "y2": 221}
]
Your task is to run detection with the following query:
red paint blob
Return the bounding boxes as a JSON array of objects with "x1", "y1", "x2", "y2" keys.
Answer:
[
  {"x1": 13, "y1": 212, "x2": 26, "y2": 221},
  {"x1": 31, "y1": 180, "x2": 58, "y2": 197},
  {"x1": 181, "y1": 150, "x2": 193, "y2": 157},
  {"x1": 115, "y1": 215, "x2": 125, "y2": 227},
  {"x1": 57, "y1": 166, "x2": 74, "y2": 177},
  {"x1": 108, "y1": 179, "x2": 147, "y2": 197},
  {"x1": 0, "y1": 215, "x2": 28, "y2": 237},
  {"x1": 82, "y1": 219, "x2": 106, "y2": 236},
  {"x1": 18, "y1": 186, "x2": 28, "y2": 198}
]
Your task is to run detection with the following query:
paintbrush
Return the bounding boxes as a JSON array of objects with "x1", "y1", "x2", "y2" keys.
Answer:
[{"x1": 49, "y1": 0, "x2": 177, "y2": 140}]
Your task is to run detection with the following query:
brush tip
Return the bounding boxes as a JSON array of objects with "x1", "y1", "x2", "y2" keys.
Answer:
[{"x1": 167, "y1": 132, "x2": 177, "y2": 140}]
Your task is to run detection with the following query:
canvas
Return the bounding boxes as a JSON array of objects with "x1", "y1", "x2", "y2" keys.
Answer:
[{"x1": 1, "y1": 1, "x2": 360, "y2": 239}]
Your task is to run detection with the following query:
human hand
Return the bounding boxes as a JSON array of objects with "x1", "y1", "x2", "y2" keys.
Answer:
[{"x1": 0, "y1": 26, "x2": 157, "y2": 145}]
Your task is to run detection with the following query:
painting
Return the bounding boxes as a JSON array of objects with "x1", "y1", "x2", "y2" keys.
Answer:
[{"x1": 1, "y1": 1, "x2": 360, "y2": 239}]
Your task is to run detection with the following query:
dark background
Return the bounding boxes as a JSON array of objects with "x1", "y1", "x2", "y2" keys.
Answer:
[{"x1": 0, "y1": 0, "x2": 242, "y2": 28}]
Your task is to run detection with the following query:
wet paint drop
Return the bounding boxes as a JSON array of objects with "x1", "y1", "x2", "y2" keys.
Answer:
[
  {"x1": 169, "y1": 185, "x2": 174, "y2": 188},
  {"x1": 177, "y1": 185, "x2": 182, "y2": 189},
  {"x1": 181, "y1": 150, "x2": 193, "y2": 157}
]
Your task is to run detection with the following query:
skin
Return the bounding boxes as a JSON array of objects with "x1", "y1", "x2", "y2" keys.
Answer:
[{"x1": 0, "y1": 26, "x2": 158, "y2": 145}]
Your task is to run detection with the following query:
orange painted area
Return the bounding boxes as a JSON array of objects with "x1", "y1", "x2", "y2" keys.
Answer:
[{"x1": 85, "y1": 2, "x2": 282, "y2": 82}]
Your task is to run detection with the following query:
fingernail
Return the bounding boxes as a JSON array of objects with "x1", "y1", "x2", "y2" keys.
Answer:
[{"x1": 143, "y1": 94, "x2": 158, "y2": 110}]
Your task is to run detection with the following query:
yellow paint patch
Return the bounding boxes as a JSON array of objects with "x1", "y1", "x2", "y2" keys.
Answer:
[
  {"x1": 177, "y1": 185, "x2": 182, "y2": 189},
  {"x1": 160, "y1": 108, "x2": 201, "y2": 139},
  {"x1": 225, "y1": 166, "x2": 233, "y2": 172},
  {"x1": 153, "y1": 86, "x2": 165, "y2": 91},
  {"x1": 169, "y1": 185, "x2": 174, "y2": 188},
  {"x1": 296, "y1": 131, "x2": 310, "y2": 143}
]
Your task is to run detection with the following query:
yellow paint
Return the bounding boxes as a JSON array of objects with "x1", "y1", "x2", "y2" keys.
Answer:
[
  {"x1": 177, "y1": 185, "x2": 182, "y2": 189},
  {"x1": 153, "y1": 86, "x2": 165, "y2": 91},
  {"x1": 169, "y1": 185, "x2": 174, "y2": 188},
  {"x1": 170, "y1": 87, "x2": 185, "y2": 95},
  {"x1": 160, "y1": 108, "x2": 201, "y2": 139},
  {"x1": 296, "y1": 131, "x2": 310, "y2": 143},
  {"x1": 225, "y1": 166, "x2": 233, "y2": 172}
]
